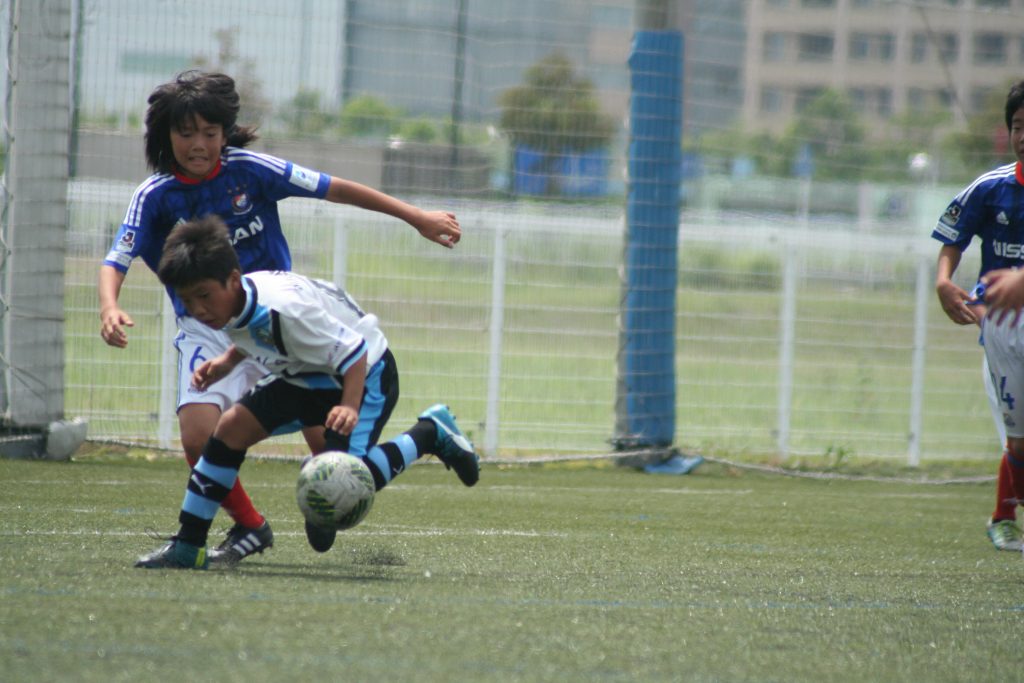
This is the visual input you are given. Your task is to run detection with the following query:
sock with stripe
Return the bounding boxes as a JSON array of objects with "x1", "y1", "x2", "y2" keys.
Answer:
[
  {"x1": 356, "y1": 420, "x2": 436, "y2": 491},
  {"x1": 184, "y1": 450, "x2": 265, "y2": 529},
  {"x1": 177, "y1": 437, "x2": 247, "y2": 547}
]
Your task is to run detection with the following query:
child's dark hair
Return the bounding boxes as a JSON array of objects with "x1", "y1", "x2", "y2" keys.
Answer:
[
  {"x1": 157, "y1": 215, "x2": 240, "y2": 289},
  {"x1": 1006, "y1": 80, "x2": 1024, "y2": 130},
  {"x1": 144, "y1": 70, "x2": 259, "y2": 173}
]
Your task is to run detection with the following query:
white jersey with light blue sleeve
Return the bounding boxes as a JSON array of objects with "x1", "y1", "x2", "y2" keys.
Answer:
[{"x1": 225, "y1": 271, "x2": 388, "y2": 390}]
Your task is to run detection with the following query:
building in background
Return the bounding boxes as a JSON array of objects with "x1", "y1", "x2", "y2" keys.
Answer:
[
  {"x1": 742, "y1": 0, "x2": 1024, "y2": 136},
  {"x1": 676, "y1": 0, "x2": 748, "y2": 139}
]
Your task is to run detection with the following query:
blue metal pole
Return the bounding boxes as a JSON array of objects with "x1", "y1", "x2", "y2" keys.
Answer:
[{"x1": 616, "y1": 29, "x2": 682, "y2": 449}]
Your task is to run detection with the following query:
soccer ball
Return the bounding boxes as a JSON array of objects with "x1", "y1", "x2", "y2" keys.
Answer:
[{"x1": 296, "y1": 451, "x2": 375, "y2": 530}]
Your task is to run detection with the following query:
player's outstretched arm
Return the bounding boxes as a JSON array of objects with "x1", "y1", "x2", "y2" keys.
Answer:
[
  {"x1": 982, "y1": 268, "x2": 1024, "y2": 325},
  {"x1": 98, "y1": 265, "x2": 134, "y2": 348},
  {"x1": 324, "y1": 177, "x2": 460, "y2": 248}
]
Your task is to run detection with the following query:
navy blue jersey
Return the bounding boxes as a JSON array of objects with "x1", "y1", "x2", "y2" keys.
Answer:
[
  {"x1": 931, "y1": 161, "x2": 1024, "y2": 278},
  {"x1": 103, "y1": 147, "x2": 331, "y2": 316}
]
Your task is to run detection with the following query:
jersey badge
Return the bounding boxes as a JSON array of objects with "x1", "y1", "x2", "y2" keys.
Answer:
[
  {"x1": 939, "y1": 203, "x2": 961, "y2": 227},
  {"x1": 249, "y1": 324, "x2": 277, "y2": 352},
  {"x1": 115, "y1": 229, "x2": 136, "y2": 253},
  {"x1": 231, "y1": 192, "x2": 253, "y2": 215},
  {"x1": 997, "y1": 211, "x2": 1009, "y2": 225}
]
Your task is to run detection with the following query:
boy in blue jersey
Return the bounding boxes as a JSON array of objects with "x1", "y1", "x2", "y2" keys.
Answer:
[
  {"x1": 135, "y1": 215, "x2": 478, "y2": 569},
  {"x1": 99, "y1": 71, "x2": 463, "y2": 565},
  {"x1": 932, "y1": 79, "x2": 1024, "y2": 551}
]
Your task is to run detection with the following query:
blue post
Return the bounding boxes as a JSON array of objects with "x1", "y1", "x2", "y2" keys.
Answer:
[{"x1": 615, "y1": 30, "x2": 682, "y2": 449}]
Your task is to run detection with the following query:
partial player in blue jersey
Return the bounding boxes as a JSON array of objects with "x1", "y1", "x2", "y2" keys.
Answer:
[
  {"x1": 98, "y1": 71, "x2": 462, "y2": 565},
  {"x1": 931, "y1": 79, "x2": 1024, "y2": 552},
  {"x1": 135, "y1": 216, "x2": 478, "y2": 569}
]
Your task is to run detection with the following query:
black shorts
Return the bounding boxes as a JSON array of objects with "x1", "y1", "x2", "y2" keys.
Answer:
[{"x1": 238, "y1": 349, "x2": 399, "y2": 455}]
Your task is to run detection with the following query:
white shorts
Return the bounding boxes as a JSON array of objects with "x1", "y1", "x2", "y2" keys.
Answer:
[
  {"x1": 981, "y1": 316, "x2": 1024, "y2": 438},
  {"x1": 174, "y1": 316, "x2": 269, "y2": 412}
]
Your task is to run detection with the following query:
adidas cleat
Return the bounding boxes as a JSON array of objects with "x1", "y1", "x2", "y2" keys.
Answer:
[
  {"x1": 135, "y1": 538, "x2": 208, "y2": 570},
  {"x1": 304, "y1": 519, "x2": 337, "y2": 553},
  {"x1": 419, "y1": 404, "x2": 479, "y2": 487},
  {"x1": 208, "y1": 521, "x2": 274, "y2": 565}
]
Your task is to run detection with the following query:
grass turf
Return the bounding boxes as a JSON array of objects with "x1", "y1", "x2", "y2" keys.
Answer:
[{"x1": 0, "y1": 452, "x2": 1018, "y2": 682}]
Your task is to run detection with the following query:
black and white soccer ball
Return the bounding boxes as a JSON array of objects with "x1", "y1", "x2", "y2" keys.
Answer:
[{"x1": 296, "y1": 451, "x2": 375, "y2": 531}]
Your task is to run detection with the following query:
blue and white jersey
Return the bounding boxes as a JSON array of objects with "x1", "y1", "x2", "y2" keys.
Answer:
[
  {"x1": 931, "y1": 161, "x2": 1024, "y2": 277},
  {"x1": 225, "y1": 271, "x2": 388, "y2": 390},
  {"x1": 103, "y1": 147, "x2": 332, "y2": 316}
]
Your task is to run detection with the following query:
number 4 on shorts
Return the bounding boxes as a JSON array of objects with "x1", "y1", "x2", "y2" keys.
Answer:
[{"x1": 998, "y1": 376, "x2": 1016, "y2": 410}]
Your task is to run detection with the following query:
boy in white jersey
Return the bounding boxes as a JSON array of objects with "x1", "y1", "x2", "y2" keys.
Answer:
[
  {"x1": 135, "y1": 216, "x2": 478, "y2": 569},
  {"x1": 100, "y1": 71, "x2": 463, "y2": 564}
]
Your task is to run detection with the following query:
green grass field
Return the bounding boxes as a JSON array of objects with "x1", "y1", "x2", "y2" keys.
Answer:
[{"x1": 1, "y1": 451, "x2": 1018, "y2": 682}]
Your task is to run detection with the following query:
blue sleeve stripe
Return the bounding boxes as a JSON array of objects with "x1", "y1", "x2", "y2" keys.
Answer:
[{"x1": 337, "y1": 341, "x2": 367, "y2": 376}]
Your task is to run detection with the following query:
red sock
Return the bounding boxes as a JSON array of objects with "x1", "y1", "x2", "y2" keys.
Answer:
[
  {"x1": 993, "y1": 451, "x2": 1018, "y2": 521},
  {"x1": 1002, "y1": 447, "x2": 1024, "y2": 513},
  {"x1": 184, "y1": 452, "x2": 265, "y2": 529}
]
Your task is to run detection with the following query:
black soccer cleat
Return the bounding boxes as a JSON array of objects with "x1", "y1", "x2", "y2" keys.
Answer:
[
  {"x1": 208, "y1": 521, "x2": 274, "y2": 565},
  {"x1": 304, "y1": 519, "x2": 337, "y2": 553},
  {"x1": 419, "y1": 404, "x2": 479, "y2": 487}
]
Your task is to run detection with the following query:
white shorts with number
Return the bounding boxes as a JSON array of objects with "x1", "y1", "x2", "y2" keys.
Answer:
[
  {"x1": 174, "y1": 315, "x2": 268, "y2": 412},
  {"x1": 981, "y1": 316, "x2": 1024, "y2": 439}
]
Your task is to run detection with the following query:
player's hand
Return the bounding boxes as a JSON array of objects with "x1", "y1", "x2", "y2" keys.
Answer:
[
  {"x1": 191, "y1": 359, "x2": 226, "y2": 391},
  {"x1": 99, "y1": 307, "x2": 134, "y2": 348},
  {"x1": 983, "y1": 268, "x2": 1024, "y2": 326},
  {"x1": 935, "y1": 279, "x2": 977, "y2": 325},
  {"x1": 325, "y1": 405, "x2": 359, "y2": 435},
  {"x1": 413, "y1": 210, "x2": 460, "y2": 248}
]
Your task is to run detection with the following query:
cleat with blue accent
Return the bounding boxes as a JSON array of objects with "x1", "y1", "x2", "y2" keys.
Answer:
[
  {"x1": 305, "y1": 519, "x2": 337, "y2": 553},
  {"x1": 135, "y1": 538, "x2": 208, "y2": 570},
  {"x1": 419, "y1": 404, "x2": 479, "y2": 487},
  {"x1": 208, "y1": 521, "x2": 274, "y2": 565}
]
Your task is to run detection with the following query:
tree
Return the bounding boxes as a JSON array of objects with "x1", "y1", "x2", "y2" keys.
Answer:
[
  {"x1": 498, "y1": 52, "x2": 615, "y2": 154},
  {"x1": 943, "y1": 78, "x2": 1018, "y2": 180},
  {"x1": 279, "y1": 88, "x2": 335, "y2": 138},
  {"x1": 397, "y1": 119, "x2": 440, "y2": 144},
  {"x1": 781, "y1": 89, "x2": 868, "y2": 180},
  {"x1": 338, "y1": 95, "x2": 400, "y2": 140}
]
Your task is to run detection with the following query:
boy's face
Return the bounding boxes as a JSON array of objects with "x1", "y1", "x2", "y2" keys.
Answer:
[
  {"x1": 170, "y1": 113, "x2": 226, "y2": 180},
  {"x1": 1012, "y1": 107, "x2": 1024, "y2": 165},
  {"x1": 176, "y1": 272, "x2": 243, "y2": 329}
]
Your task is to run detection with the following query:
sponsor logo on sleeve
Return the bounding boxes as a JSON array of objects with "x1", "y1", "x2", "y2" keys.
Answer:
[
  {"x1": 115, "y1": 229, "x2": 136, "y2": 253},
  {"x1": 105, "y1": 251, "x2": 132, "y2": 268},
  {"x1": 933, "y1": 222, "x2": 960, "y2": 241},
  {"x1": 939, "y1": 203, "x2": 961, "y2": 226},
  {"x1": 288, "y1": 164, "x2": 320, "y2": 192}
]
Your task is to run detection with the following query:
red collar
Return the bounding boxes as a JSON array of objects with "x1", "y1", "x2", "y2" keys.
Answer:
[
  {"x1": 173, "y1": 158, "x2": 223, "y2": 184},
  {"x1": 1016, "y1": 161, "x2": 1024, "y2": 186}
]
